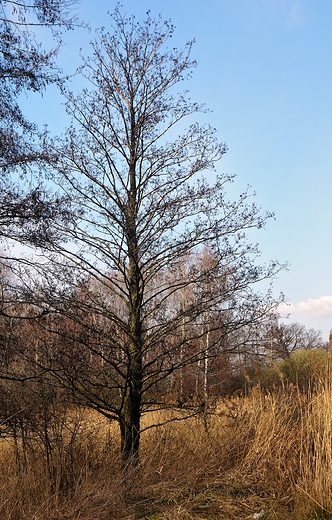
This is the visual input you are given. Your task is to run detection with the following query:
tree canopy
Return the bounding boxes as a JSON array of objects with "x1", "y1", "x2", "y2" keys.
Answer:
[{"x1": 0, "y1": 0, "x2": 78, "y2": 171}]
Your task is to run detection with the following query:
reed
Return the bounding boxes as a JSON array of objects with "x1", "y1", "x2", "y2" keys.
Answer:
[{"x1": 1, "y1": 360, "x2": 332, "y2": 519}]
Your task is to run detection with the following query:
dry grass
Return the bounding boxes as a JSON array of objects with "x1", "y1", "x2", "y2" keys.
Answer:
[{"x1": 2, "y1": 368, "x2": 332, "y2": 519}]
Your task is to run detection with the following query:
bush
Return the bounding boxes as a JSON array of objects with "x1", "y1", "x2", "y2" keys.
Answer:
[{"x1": 241, "y1": 349, "x2": 330, "y2": 392}]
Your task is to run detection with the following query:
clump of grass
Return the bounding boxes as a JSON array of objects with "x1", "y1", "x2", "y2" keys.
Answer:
[{"x1": 0, "y1": 409, "x2": 124, "y2": 520}]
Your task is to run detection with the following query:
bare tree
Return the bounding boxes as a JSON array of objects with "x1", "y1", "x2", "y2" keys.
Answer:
[
  {"x1": 0, "y1": 0, "x2": 80, "y2": 171},
  {"x1": 266, "y1": 321, "x2": 324, "y2": 359},
  {"x1": 15, "y1": 8, "x2": 283, "y2": 463},
  {"x1": 0, "y1": 0, "x2": 82, "y2": 257}
]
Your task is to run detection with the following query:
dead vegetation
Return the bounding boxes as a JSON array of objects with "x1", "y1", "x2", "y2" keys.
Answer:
[{"x1": 1, "y1": 365, "x2": 332, "y2": 519}]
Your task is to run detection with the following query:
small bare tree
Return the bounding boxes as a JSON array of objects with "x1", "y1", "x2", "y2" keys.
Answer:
[
  {"x1": 16, "y1": 8, "x2": 282, "y2": 463},
  {"x1": 267, "y1": 322, "x2": 324, "y2": 359}
]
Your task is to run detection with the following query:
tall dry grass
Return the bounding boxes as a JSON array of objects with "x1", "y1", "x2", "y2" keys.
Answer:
[
  {"x1": 217, "y1": 356, "x2": 332, "y2": 519},
  {"x1": 1, "y1": 361, "x2": 332, "y2": 519}
]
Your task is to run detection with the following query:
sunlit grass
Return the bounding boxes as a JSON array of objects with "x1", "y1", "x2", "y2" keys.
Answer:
[{"x1": 2, "y1": 365, "x2": 332, "y2": 519}]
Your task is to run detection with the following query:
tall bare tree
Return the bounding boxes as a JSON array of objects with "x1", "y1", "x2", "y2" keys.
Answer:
[{"x1": 16, "y1": 8, "x2": 282, "y2": 463}]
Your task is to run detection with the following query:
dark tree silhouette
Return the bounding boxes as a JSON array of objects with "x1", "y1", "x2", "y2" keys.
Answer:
[
  {"x1": 0, "y1": 0, "x2": 81, "y2": 253},
  {"x1": 0, "y1": 0, "x2": 79, "y2": 171}
]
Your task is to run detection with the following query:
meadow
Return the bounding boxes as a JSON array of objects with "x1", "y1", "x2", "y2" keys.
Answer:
[{"x1": 1, "y1": 357, "x2": 332, "y2": 520}]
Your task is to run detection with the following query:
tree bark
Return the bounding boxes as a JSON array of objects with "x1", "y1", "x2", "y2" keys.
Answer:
[{"x1": 120, "y1": 117, "x2": 143, "y2": 464}]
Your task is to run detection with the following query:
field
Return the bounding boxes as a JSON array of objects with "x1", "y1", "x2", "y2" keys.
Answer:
[{"x1": 2, "y1": 371, "x2": 332, "y2": 520}]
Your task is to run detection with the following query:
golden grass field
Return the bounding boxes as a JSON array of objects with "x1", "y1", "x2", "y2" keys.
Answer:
[{"x1": 2, "y1": 366, "x2": 332, "y2": 519}]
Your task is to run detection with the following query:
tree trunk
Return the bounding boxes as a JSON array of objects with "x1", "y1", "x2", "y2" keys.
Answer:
[
  {"x1": 120, "y1": 376, "x2": 141, "y2": 464},
  {"x1": 121, "y1": 266, "x2": 142, "y2": 464},
  {"x1": 203, "y1": 329, "x2": 209, "y2": 401},
  {"x1": 120, "y1": 121, "x2": 143, "y2": 465}
]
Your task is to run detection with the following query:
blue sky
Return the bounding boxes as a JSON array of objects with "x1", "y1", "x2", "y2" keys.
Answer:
[{"x1": 21, "y1": 1, "x2": 332, "y2": 339}]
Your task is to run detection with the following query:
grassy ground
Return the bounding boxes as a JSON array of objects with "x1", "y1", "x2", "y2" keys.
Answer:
[{"x1": 2, "y1": 372, "x2": 332, "y2": 519}]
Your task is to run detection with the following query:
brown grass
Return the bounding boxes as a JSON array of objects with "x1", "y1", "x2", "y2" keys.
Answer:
[{"x1": 2, "y1": 369, "x2": 332, "y2": 519}]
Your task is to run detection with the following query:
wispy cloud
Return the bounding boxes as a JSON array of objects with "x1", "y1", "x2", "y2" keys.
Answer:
[
  {"x1": 279, "y1": 296, "x2": 332, "y2": 317},
  {"x1": 286, "y1": 2, "x2": 304, "y2": 28}
]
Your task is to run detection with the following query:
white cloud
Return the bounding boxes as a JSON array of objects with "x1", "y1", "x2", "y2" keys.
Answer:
[
  {"x1": 286, "y1": 2, "x2": 304, "y2": 28},
  {"x1": 279, "y1": 296, "x2": 332, "y2": 317}
]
